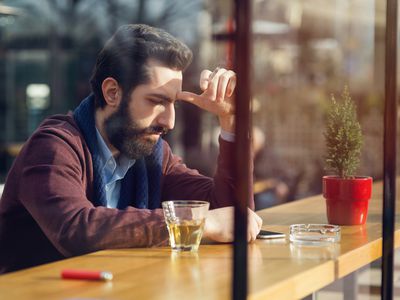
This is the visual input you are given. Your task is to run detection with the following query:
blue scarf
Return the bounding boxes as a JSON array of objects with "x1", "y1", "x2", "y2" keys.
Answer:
[{"x1": 73, "y1": 94, "x2": 163, "y2": 209}]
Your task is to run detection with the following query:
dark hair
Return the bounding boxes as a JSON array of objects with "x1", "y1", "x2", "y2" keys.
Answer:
[{"x1": 90, "y1": 24, "x2": 193, "y2": 108}]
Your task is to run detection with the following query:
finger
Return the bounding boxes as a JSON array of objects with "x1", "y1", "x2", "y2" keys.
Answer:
[
  {"x1": 204, "y1": 68, "x2": 226, "y2": 101},
  {"x1": 216, "y1": 72, "x2": 231, "y2": 102},
  {"x1": 218, "y1": 70, "x2": 236, "y2": 98},
  {"x1": 247, "y1": 216, "x2": 258, "y2": 242},
  {"x1": 249, "y1": 220, "x2": 258, "y2": 242},
  {"x1": 248, "y1": 209, "x2": 262, "y2": 230},
  {"x1": 200, "y1": 70, "x2": 213, "y2": 91},
  {"x1": 226, "y1": 73, "x2": 237, "y2": 97},
  {"x1": 208, "y1": 67, "x2": 222, "y2": 80},
  {"x1": 254, "y1": 213, "x2": 263, "y2": 230},
  {"x1": 252, "y1": 218, "x2": 260, "y2": 240}
]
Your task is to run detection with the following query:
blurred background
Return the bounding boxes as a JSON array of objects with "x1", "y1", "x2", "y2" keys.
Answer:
[
  {"x1": 0, "y1": 0, "x2": 397, "y2": 208},
  {"x1": 1, "y1": 1, "x2": 400, "y2": 298}
]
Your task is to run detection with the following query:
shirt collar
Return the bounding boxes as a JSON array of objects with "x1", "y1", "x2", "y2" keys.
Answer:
[{"x1": 95, "y1": 128, "x2": 135, "y2": 179}]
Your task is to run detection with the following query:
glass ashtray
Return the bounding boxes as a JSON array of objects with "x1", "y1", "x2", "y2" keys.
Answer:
[{"x1": 289, "y1": 224, "x2": 341, "y2": 245}]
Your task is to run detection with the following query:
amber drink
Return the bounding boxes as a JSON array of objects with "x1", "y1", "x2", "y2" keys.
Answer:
[{"x1": 162, "y1": 200, "x2": 209, "y2": 252}]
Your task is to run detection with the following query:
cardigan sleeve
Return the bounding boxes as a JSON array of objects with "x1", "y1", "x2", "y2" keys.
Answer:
[{"x1": 161, "y1": 137, "x2": 255, "y2": 210}]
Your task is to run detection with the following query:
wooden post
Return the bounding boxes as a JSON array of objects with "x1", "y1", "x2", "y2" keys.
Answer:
[
  {"x1": 382, "y1": 0, "x2": 397, "y2": 298},
  {"x1": 233, "y1": 0, "x2": 252, "y2": 299}
]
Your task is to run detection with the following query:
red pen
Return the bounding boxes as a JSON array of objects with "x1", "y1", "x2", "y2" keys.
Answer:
[{"x1": 61, "y1": 269, "x2": 113, "y2": 281}]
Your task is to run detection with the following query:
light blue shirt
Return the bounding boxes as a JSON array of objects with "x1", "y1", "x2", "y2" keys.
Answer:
[{"x1": 95, "y1": 129, "x2": 135, "y2": 208}]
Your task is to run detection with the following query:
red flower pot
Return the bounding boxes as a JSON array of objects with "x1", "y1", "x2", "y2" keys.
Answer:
[{"x1": 322, "y1": 176, "x2": 373, "y2": 225}]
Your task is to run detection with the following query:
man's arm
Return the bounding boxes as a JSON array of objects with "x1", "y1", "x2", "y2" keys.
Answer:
[
  {"x1": 171, "y1": 68, "x2": 254, "y2": 209},
  {"x1": 17, "y1": 127, "x2": 169, "y2": 257},
  {"x1": 161, "y1": 137, "x2": 254, "y2": 209},
  {"x1": 167, "y1": 68, "x2": 261, "y2": 242}
]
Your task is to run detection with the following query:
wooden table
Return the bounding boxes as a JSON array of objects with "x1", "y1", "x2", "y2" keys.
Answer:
[{"x1": 0, "y1": 180, "x2": 398, "y2": 299}]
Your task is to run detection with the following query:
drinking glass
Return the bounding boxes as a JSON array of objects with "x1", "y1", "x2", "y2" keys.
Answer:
[{"x1": 162, "y1": 200, "x2": 209, "y2": 252}]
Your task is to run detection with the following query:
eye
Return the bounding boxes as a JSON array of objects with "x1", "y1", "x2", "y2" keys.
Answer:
[{"x1": 148, "y1": 98, "x2": 164, "y2": 105}]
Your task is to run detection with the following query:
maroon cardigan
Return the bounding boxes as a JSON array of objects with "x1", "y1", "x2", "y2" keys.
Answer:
[{"x1": 0, "y1": 114, "x2": 254, "y2": 273}]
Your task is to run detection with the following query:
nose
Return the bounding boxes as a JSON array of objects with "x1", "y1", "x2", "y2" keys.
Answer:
[{"x1": 157, "y1": 103, "x2": 175, "y2": 130}]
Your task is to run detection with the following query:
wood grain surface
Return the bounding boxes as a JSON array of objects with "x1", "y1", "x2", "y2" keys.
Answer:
[{"x1": 0, "y1": 180, "x2": 398, "y2": 300}]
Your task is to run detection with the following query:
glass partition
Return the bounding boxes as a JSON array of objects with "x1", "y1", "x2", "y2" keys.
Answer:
[
  {"x1": 0, "y1": 0, "x2": 398, "y2": 298},
  {"x1": 206, "y1": 0, "x2": 392, "y2": 210},
  {"x1": 0, "y1": 0, "x2": 206, "y2": 179}
]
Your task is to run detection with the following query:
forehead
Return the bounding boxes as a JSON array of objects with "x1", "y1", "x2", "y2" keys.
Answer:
[{"x1": 145, "y1": 59, "x2": 183, "y2": 93}]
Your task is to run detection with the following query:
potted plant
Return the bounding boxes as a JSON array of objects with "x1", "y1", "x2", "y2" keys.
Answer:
[{"x1": 322, "y1": 86, "x2": 372, "y2": 225}]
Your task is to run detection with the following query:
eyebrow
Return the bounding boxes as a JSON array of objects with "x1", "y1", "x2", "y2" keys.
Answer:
[{"x1": 147, "y1": 93, "x2": 174, "y2": 103}]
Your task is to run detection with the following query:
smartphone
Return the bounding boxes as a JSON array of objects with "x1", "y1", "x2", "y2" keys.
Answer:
[{"x1": 257, "y1": 229, "x2": 286, "y2": 239}]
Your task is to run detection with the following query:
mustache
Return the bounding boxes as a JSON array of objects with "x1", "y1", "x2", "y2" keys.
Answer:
[{"x1": 141, "y1": 126, "x2": 169, "y2": 136}]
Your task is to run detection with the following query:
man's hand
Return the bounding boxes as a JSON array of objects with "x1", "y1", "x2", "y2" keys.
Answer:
[
  {"x1": 203, "y1": 206, "x2": 262, "y2": 243},
  {"x1": 177, "y1": 67, "x2": 237, "y2": 133}
]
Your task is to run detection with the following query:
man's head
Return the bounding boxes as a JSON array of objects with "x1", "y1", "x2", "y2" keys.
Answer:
[
  {"x1": 90, "y1": 24, "x2": 193, "y2": 159},
  {"x1": 90, "y1": 24, "x2": 192, "y2": 108}
]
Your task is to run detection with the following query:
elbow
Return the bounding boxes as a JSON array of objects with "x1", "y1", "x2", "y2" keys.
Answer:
[{"x1": 55, "y1": 233, "x2": 94, "y2": 257}]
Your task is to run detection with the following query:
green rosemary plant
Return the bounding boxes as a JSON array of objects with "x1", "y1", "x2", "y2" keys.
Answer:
[{"x1": 324, "y1": 86, "x2": 363, "y2": 179}]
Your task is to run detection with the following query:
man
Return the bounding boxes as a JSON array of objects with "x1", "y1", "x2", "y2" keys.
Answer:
[{"x1": 0, "y1": 24, "x2": 261, "y2": 274}]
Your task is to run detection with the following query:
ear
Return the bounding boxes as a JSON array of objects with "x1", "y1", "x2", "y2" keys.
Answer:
[{"x1": 101, "y1": 77, "x2": 122, "y2": 107}]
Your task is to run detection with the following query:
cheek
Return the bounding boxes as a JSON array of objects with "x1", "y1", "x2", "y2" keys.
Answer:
[
  {"x1": 136, "y1": 106, "x2": 168, "y2": 128},
  {"x1": 128, "y1": 105, "x2": 155, "y2": 128},
  {"x1": 138, "y1": 117, "x2": 157, "y2": 130}
]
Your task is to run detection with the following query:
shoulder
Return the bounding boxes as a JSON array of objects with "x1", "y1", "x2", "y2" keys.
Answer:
[
  {"x1": 21, "y1": 113, "x2": 89, "y2": 164},
  {"x1": 32, "y1": 113, "x2": 85, "y2": 145},
  {"x1": 37, "y1": 113, "x2": 83, "y2": 140},
  {"x1": 160, "y1": 139, "x2": 183, "y2": 172},
  {"x1": 160, "y1": 139, "x2": 174, "y2": 165}
]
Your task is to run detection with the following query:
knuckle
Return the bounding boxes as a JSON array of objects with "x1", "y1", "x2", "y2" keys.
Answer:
[
  {"x1": 227, "y1": 70, "x2": 236, "y2": 76},
  {"x1": 218, "y1": 68, "x2": 227, "y2": 74},
  {"x1": 220, "y1": 73, "x2": 230, "y2": 81},
  {"x1": 208, "y1": 79, "x2": 216, "y2": 88}
]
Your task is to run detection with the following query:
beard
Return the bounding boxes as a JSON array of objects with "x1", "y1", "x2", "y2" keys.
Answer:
[{"x1": 104, "y1": 100, "x2": 168, "y2": 160}]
